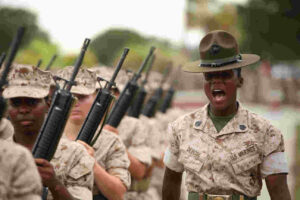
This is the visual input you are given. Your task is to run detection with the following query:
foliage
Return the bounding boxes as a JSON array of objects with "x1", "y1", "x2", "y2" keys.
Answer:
[
  {"x1": 90, "y1": 29, "x2": 146, "y2": 65},
  {"x1": 0, "y1": 6, "x2": 49, "y2": 53},
  {"x1": 237, "y1": 0, "x2": 300, "y2": 61},
  {"x1": 61, "y1": 50, "x2": 98, "y2": 69}
]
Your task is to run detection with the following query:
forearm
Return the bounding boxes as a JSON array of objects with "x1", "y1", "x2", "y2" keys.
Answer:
[
  {"x1": 162, "y1": 167, "x2": 182, "y2": 200},
  {"x1": 266, "y1": 173, "x2": 291, "y2": 200},
  {"x1": 48, "y1": 179, "x2": 74, "y2": 200},
  {"x1": 94, "y1": 163, "x2": 126, "y2": 200},
  {"x1": 127, "y1": 151, "x2": 147, "y2": 180}
]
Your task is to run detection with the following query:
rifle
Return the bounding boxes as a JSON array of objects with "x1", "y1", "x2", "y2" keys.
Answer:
[
  {"x1": 36, "y1": 59, "x2": 42, "y2": 68},
  {"x1": 0, "y1": 53, "x2": 6, "y2": 70},
  {"x1": 45, "y1": 54, "x2": 57, "y2": 71},
  {"x1": 127, "y1": 54, "x2": 155, "y2": 118},
  {"x1": 141, "y1": 64, "x2": 170, "y2": 118},
  {"x1": 159, "y1": 81, "x2": 176, "y2": 113},
  {"x1": 106, "y1": 46, "x2": 155, "y2": 127},
  {"x1": 0, "y1": 27, "x2": 25, "y2": 119},
  {"x1": 76, "y1": 48, "x2": 129, "y2": 145},
  {"x1": 32, "y1": 38, "x2": 90, "y2": 161}
]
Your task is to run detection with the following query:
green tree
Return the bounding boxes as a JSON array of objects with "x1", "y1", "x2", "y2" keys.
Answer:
[
  {"x1": 0, "y1": 6, "x2": 49, "y2": 53},
  {"x1": 238, "y1": 0, "x2": 300, "y2": 61},
  {"x1": 90, "y1": 29, "x2": 147, "y2": 65}
]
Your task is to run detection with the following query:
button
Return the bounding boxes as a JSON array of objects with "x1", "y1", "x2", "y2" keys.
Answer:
[
  {"x1": 239, "y1": 125, "x2": 246, "y2": 130},
  {"x1": 195, "y1": 120, "x2": 202, "y2": 127}
]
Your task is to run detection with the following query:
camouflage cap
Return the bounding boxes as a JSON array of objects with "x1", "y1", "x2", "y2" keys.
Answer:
[
  {"x1": 3, "y1": 64, "x2": 52, "y2": 99},
  {"x1": 90, "y1": 66, "x2": 129, "y2": 92},
  {"x1": 144, "y1": 71, "x2": 170, "y2": 92},
  {"x1": 55, "y1": 66, "x2": 96, "y2": 95}
]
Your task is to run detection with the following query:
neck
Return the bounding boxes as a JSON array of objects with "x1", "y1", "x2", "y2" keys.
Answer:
[
  {"x1": 209, "y1": 102, "x2": 238, "y2": 117},
  {"x1": 14, "y1": 131, "x2": 38, "y2": 151},
  {"x1": 64, "y1": 119, "x2": 82, "y2": 141}
]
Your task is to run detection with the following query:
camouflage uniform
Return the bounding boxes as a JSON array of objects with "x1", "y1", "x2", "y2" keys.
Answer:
[
  {"x1": 0, "y1": 139, "x2": 42, "y2": 200},
  {"x1": 164, "y1": 103, "x2": 288, "y2": 198},
  {"x1": 0, "y1": 118, "x2": 14, "y2": 140},
  {"x1": 58, "y1": 66, "x2": 131, "y2": 196},
  {"x1": 3, "y1": 64, "x2": 95, "y2": 200}
]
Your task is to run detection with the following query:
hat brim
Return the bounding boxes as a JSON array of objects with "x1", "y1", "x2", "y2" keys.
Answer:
[
  {"x1": 71, "y1": 86, "x2": 96, "y2": 95},
  {"x1": 3, "y1": 86, "x2": 49, "y2": 99},
  {"x1": 182, "y1": 54, "x2": 260, "y2": 73}
]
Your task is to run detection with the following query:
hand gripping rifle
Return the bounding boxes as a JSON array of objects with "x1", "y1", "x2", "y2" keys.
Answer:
[
  {"x1": 45, "y1": 54, "x2": 57, "y2": 71},
  {"x1": 127, "y1": 54, "x2": 155, "y2": 118},
  {"x1": 106, "y1": 46, "x2": 155, "y2": 127},
  {"x1": 141, "y1": 64, "x2": 170, "y2": 118},
  {"x1": 76, "y1": 48, "x2": 129, "y2": 145},
  {"x1": 32, "y1": 38, "x2": 90, "y2": 161},
  {"x1": 0, "y1": 27, "x2": 25, "y2": 119}
]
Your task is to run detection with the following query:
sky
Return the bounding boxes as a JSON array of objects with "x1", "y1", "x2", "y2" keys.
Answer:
[{"x1": 1, "y1": 0, "x2": 247, "y2": 53}]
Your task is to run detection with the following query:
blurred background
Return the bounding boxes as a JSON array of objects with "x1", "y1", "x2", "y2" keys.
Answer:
[{"x1": 0, "y1": 0, "x2": 299, "y2": 199}]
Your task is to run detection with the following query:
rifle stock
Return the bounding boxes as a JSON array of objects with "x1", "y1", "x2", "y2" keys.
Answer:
[{"x1": 106, "y1": 46, "x2": 155, "y2": 127}]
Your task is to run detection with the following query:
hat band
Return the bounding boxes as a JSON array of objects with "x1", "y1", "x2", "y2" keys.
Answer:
[{"x1": 199, "y1": 54, "x2": 242, "y2": 68}]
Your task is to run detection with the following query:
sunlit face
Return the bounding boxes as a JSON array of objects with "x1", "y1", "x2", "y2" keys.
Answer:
[
  {"x1": 69, "y1": 93, "x2": 95, "y2": 124},
  {"x1": 203, "y1": 69, "x2": 242, "y2": 116},
  {"x1": 8, "y1": 97, "x2": 48, "y2": 135}
]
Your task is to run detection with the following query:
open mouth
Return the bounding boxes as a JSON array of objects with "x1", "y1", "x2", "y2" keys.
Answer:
[{"x1": 212, "y1": 89, "x2": 226, "y2": 97}]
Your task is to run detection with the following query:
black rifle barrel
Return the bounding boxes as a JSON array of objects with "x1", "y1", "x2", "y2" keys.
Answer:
[
  {"x1": 32, "y1": 38, "x2": 90, "y2": 161},
  {"x1": 66, "y1": 38, "x2": 90, "y2": 91},
  {"x1": 0, "y1": 27, "x2": 25, "y2": 88},
  {"x1": 106, "y1": 46, "x2": 155, "y2": 127},
  {"x1": 0, "y1": 53, "x2": 6, "y2": 70},
  {"x1": 45, "y1": 54, "x2": 57, "y2": 71},
  {"x1": 107, "y1": 48, "x2": 129, "y2": 90},
  {"x1": 76, "y1": 48, "x2": 129, "y2": 144},
  {"x1": 36, "y1": 59, "x2": 42, "y2": 68}
]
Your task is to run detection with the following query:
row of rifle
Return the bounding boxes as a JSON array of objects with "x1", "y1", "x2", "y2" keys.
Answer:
[{"x1": 0, "y1": 28, "x2": 176, "y2": 200}]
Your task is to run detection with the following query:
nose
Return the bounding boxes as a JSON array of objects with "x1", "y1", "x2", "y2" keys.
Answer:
[{"x1": 19, "y1": 104, "x2": 31, "y2": 114}]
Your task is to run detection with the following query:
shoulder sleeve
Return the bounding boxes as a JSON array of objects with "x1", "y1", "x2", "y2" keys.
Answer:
[
  {"x1": 262, "y1": 124, "x2": 285, "y2": 157},
  {"x1": 127, "y1": 119, "x2": 152, "y2": 166},
  {"x1": 163, "y1": 121, "x2": 184, "y2": 172},
  {"x1": 105, "y1": 135, "x2": 131, "y2": 189},
  {"x1": 11, "y1": 145, "x2": 42, "y2": 199},
  {"x1": 260, "y1": 152, "x2": 289, "y2": 178},
  {"x1": 65, "y1": 142, "x2": 95, "y2": 200}
]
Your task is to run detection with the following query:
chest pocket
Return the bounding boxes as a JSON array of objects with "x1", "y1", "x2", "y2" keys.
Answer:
[
  {"x1": 180, "y1": 144, "x2": 208, "y2": 173},
  {"x1": 231, "y1": 145, "x2": 262, "y2": 175}
]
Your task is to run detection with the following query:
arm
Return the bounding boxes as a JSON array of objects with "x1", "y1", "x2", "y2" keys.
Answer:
[
  {"x1": 127, "y1": 151, "x2": 147, "y2": 180},
  {"x1": 265, "y1": 173, "x2": 291, "y2": 200},
  {"x1": 162, "y1": 167, "x2": 182, "y2": 200},
  {"x1": 78, "y1": 140, "x2": 127, "y2": 200},
  {"x1": 35, "y1": 158, "x2": 74, "y2": 200}
]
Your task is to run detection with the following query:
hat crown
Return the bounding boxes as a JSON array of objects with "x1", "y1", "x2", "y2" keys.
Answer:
[
  {"x1": 55, "y1": 66, "x2": 96, "y2": 95},
  {"x1": 200, "y1": 30, "x2": 239, "y2": 61},
  {"x1": 3, "y1": 64, "x2": 51, "y2": 98}
]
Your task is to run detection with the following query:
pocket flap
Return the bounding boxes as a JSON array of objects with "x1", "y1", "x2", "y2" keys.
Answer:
[{"x1": 232, "y1": 153, "x2": 261, "y2": 174}]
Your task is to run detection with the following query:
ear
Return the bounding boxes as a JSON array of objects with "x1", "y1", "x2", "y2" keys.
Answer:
[{"x1": 237, "y1": 77, "x2": 243, "y2": 88}]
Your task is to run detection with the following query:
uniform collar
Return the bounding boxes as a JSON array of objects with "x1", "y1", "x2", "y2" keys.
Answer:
[{"x1": 193, "y1": 103, "x2": 249, "y2": 138}]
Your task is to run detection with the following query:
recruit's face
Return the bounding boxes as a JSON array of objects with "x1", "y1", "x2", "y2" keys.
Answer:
[
  {"x1": 8, "y1": 97, "x2": 48, "y2": 135},
  {"x1": 203, "y1": 69, "x2": 242, "y2": 116},
  {"x1": 70, "y1": 93, "x2": 95, "y2": 124}
]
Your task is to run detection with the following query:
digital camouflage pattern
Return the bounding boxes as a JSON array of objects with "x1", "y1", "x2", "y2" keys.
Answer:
[
  {"x1": 164, "y1": 104, "x2": 285, "y2": 197},
  {"x1": 5, "y1": 136, "x2": 95, "y2": 200},
  {"x1": 0, "y1": 139, "x2": 42, "y2": 200},
  {"x1": 55, "y1": 66, "x2": 96, "y2": 95},
  {"x1": 48, "y1": 138, "x2": 95, "y2": 200},
  {"x1": 92, "y1": 128, "x2": 131, "y2": 195},
  {"x1": 118, "y1": 115, "x2": 152, "y2": 166},
  {"x1": 0, "y1": 118, "x2": 14, "y2": 140},
  {"x1": 3, "y1": 64, "x2": 52, "y2": 99},
  {"x1": 90, "y1": 66, "x2": 129, "y2": 91}
]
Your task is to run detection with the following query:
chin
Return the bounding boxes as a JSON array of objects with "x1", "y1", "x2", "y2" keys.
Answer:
[{"x1": 69, "y1": 116, "x2": 84, "y2": 124}]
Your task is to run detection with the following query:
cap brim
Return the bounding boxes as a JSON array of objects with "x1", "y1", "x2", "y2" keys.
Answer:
[
  {"x1": 71, "y1": 86, "x2": 95, "y2": 95},
  {"x1": 3, "y1": 86, "x2": 49, "y2": 99},
  {"x1": 182, "y1": 54, "x2": 260, "y2": 73}
]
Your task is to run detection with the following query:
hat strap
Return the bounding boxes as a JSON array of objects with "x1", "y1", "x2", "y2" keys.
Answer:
[{"x1": 199, "y1": 54, "x2": 242, "y2": 68}]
